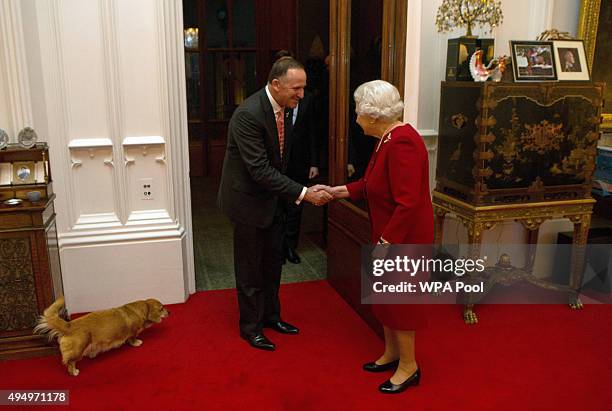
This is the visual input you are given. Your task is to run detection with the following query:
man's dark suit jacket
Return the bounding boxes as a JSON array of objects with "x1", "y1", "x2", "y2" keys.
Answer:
[
  {"x1": 217, "y1": 88, "x2": 304, "y2": 228},
  {"x1": 286, "y1": 90, "x2": 319, "y2": 184}
]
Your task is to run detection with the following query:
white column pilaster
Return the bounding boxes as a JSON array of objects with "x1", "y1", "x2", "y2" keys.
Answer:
[{"x1": 0, "y1": 0, "x2": 34, "y2": 138}]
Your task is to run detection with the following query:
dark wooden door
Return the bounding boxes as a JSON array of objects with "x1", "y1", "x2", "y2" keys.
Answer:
[{"x1": 327, "y1": 0, "x2": 407, "y2": 332}]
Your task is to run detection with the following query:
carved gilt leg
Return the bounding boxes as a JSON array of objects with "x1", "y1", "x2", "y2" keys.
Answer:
[
  {"x1": 568, "y1": 213, "x2": 591, "y2": 310},
  {"x1": 434, "y1": 209, "x2": 446, "y2": 246},
  {"x1": 463, "y1": 222, "x2": 483, "y2": 325},
  {"x1": 463, "y1": 304, "x2": 478, "y2": 325}
]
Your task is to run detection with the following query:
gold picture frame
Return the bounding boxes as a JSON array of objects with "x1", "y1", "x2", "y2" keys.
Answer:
[
  {"x1": 579, "y1": 0, "x2": 611, "y2": 131},
  {"x1": 11, "y1": 161, "x2": 36, "y2": 185}
]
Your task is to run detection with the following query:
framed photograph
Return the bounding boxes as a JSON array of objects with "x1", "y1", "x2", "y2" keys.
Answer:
[
  {"x1": 510, "y1": 41, "x2": 557, "y2": 81},
  {"x1": 11, "y1": 161, "x2": 36, "y2": 185},
  {"x1": 553, "y1": 40, "x2": 590, "y2": 81}
]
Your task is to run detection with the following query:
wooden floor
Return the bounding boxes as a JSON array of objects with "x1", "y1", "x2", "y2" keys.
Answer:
[{"x1": 190, "y1": 177, "x2": 327, "y2": 291}]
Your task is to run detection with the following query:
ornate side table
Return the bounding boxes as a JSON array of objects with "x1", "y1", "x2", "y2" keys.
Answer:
[{"x1": 433, "y1": 191, "x2": 594, "y2": 324}]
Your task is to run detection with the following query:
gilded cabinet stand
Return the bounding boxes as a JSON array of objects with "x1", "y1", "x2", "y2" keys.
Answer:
[
  {"x1": 434, "y1": 81, "x2": 603, "y2": 324},
  {"x1": 433, "y1": 192, "x2": 594, "y2": 323}
]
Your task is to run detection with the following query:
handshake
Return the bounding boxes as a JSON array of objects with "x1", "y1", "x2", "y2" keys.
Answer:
[{"x1": 303, "y1": 184, "x2": 348, "y2": 207}]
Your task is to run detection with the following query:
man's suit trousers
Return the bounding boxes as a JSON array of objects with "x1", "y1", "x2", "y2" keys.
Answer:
[{"x1": 232, "y1": 207, "x2": 285, "y2": 336}]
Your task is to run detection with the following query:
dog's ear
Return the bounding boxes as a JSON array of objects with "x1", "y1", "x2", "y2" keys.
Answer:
[{"x1": 127, "y1": 300, "x2": 149, "y2": 320}]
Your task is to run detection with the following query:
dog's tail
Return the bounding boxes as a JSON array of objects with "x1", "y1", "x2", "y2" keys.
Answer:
[{"x1": 34, "y1": 296, "x2": 70, "y2": 340}]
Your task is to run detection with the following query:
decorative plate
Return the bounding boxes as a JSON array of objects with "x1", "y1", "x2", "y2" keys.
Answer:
[
  {"x1": 0, "y1": 128, "x2": 8, "y2": 150},
  {"x1": 18, "y1": 127, "x2": 38, "y2": 148},
  {"x1": 3, "y1": 198, "x2": 23, "y2": 206}
]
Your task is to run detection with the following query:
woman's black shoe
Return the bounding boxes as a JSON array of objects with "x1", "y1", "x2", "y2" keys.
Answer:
[
  {"x1": 362, "y1": 359, "x2": 399, "y2": 373},
  {"x1": 378, "y1": 368, "x2": 420, "y2": 394}
]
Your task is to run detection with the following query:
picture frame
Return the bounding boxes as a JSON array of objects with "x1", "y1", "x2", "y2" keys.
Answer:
[
  {"x1": 553, "y1": 40, "x2": 590, "y2": 81},
  {"x1": 579, "y1": 0, "x2": 611, "y2": 132},
  {"x1": 11, "y1": 161, "x2": 36, "y2": 185},
  {"x1": 510, "y1": 40, "x2": 557, "y2": 82}
]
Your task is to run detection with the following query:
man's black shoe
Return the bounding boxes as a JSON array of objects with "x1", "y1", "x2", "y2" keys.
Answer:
[
  {"x1": 241, "y1": 333, "x2": 275, "y2": 351},
  {"x1": 264, "y1": 320, "x2": 299, "y2": 334},
  {"x1": 285, "y1": 247, "x2": 301, "y2": 264}
]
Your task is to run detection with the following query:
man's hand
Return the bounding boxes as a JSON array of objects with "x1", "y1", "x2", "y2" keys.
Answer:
[
  {"x1": 304, "y1": 184, "x2": 333, "y2": 206},
  {"x1": 309, "y1": 166, "x2": 319, "y2": 179}
]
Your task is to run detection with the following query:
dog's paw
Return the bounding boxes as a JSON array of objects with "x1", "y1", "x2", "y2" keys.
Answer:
[
  {"x1": 128, "y1": 338, "x2": 143, "y2": 347},
  {"x1": 66, "y1": 361, "x2": 80, "y2": 376}
]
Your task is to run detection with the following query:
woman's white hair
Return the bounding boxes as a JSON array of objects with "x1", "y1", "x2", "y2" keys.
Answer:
[{"x1": 354, "y1": 80, "x2": 404, "y2": 121}]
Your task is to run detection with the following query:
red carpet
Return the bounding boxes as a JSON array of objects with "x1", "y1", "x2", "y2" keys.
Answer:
[{"x1": 1, "y1": 280, "x2": 611, "y2": 410}]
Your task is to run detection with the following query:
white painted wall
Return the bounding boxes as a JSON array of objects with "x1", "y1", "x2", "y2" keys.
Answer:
[
  {"x1": 0, "y1": 0, "x2": 34, "y2": 140},
  {"x1": 551, "y1": 0, "x2": 582, "y2": 36},
  {"x1": 0, "y1": 50, "x2": 10, "y2": 140},
  {"x1": 0, "y1": 0, "x2": 195, "y2": 313},
  {"x1": 21, "y1": 0, "x2": 49, "y2": 143},
  {"x1": 405, "y1": 0, "x2": 581, "y2": 277}
]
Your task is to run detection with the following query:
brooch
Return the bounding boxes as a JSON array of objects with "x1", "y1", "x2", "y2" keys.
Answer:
[{"x1": 375, "y1": 135, "x2": 392, "y2": 152}]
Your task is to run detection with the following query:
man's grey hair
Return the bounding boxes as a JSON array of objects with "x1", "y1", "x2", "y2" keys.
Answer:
[
  {"x1": 354, "y1": 80, "x2": 404, "y2": 121},
  {"x1": 267, "y1": 57, "x2": 304, "y2": 84}
]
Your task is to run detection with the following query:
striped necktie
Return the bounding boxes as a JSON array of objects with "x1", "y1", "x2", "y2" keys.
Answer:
[{"x1": 275, "y1": 110, "x2": 284, "y2": 157}]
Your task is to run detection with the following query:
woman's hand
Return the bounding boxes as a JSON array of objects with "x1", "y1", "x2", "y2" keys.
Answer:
[
  {"x1": 371, "y1": 244, "x2": 390, "y2": 260},
  {"x1": 325, "y1": 185, "x2": 350, "y2": 199}
]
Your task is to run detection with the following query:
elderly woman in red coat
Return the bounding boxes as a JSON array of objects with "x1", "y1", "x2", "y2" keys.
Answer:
[{"x1": 328, "y1": 80, "x2": 434, "y2": 394}]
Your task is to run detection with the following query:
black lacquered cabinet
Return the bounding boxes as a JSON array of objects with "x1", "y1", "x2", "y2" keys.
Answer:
[{"x1": 436, "y1": 81, "x2": 604, "y2": 205}]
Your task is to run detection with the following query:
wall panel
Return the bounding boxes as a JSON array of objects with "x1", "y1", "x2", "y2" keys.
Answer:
[
  {"x1": 70, "y1": 146, "x2": 116, "y2": 217},
  {"x1": 59, "y1": 0, "x2": 110, "y2": 139},
  {"x1": 123, "y1": 139, "x2": 168, "y2": 216},
  {"x1": 115, "y1": 0, "x2": 162, "y2": 137}
]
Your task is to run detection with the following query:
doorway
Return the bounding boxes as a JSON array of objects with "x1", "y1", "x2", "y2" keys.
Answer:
[
  {"x1": 182, "y1": 0, "x2": 330, "y2": 290},
  {"x1": 326, "y1": 0, "x2": 407, "y2": 330}
]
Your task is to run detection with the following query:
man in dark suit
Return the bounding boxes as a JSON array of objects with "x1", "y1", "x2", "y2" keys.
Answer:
[
  {"x1": 283, "y1": 89, "x2": 319, "y2": 264},
  {"x1": 217, "y1": 57, "x2": 332, "y2": 351}
]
